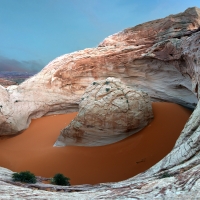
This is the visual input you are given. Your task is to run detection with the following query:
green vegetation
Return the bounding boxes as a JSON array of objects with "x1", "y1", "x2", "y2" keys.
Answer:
[
  {"x1": 51, "y1": 173, "x2": 70, "y2": 186},
  {"x1": 159, "y1": 172, "x2": 171, "y2": 179},
  {"x1": 12, "y1": 171, "x2": 37, "y2": 183},
  {"x1": 105, "y1": 81, "x2": 110, "y2": 85},
  {"x1": 106, "y1": 88, "x2": 110, "y2": 92},
  {"x1": 93, "y1": 81, "x2": 97, "y2": 85}
]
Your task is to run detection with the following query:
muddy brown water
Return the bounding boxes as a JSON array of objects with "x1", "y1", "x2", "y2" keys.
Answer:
[{"x1": 0, "y1": 102, "x2": 192, "y2": 185}]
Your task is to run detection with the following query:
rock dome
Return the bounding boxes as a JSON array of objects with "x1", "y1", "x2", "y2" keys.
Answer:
[{"x1": 55, "y1": 77, "x2": 153, "y2": 146}]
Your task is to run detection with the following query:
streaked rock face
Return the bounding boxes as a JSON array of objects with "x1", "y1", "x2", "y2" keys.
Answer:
[
  {"x1": 55, "y1": 77, "x2": 153, "y2": 146},
  {"x1": 0, "y1": 8, "x2": 199, "y2": 136},
  {"x1": 1, "y1": 7, "x2": 200, "y2": 199}
]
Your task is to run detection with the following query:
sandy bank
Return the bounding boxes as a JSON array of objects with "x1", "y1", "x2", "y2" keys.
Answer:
[{"x1": 0, "y1": 102, "x2": 192, "y2": 185}]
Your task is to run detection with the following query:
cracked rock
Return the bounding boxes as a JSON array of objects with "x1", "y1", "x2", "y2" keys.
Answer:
[{"x1": 54, "y1": 77, "x2": 153, "y2": 146}]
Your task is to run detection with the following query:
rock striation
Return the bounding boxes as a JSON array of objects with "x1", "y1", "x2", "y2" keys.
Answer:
[
  {"x1": 1, "y1": 6, "x2": 200, "y2": 199},
  {"x1": 55, "y1": 77, "x2": 153, "y2": 146},
  {"x1": 0, "y1": 7, "x2": 199, "y2": 136}
]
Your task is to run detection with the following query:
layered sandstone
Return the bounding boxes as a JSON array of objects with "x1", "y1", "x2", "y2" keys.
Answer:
[
  {"x1": 0, "y1": 6, "x2": 200, "y2": 199},
  {"x1": 55, "y1": 77, "x2": 153, "y2": 146},
  {"x1": 0, "y1": 7, "x2": 199, "y2": 136}
]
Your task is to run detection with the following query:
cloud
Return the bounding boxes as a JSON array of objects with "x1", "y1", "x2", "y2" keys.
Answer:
[{"x1": 0, "y1": 56, "x2": 44, "y2": 72}]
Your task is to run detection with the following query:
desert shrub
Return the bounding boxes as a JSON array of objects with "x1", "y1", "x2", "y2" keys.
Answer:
[
  {"x1": 105, "y1": 81, "x2": 110, "y2": 85},
  {"x1": 51, "y1": 173, "x2": 70, "y2": 186},
  {"x1": 159, "y1": 172, "x2": 171, "y2": 179},
  {"x1": 106, "y1": 88, "x2": 110, "y2": 92},
  {"x1": 12, "y1": 171, "x2": 37, "y2": 183}
]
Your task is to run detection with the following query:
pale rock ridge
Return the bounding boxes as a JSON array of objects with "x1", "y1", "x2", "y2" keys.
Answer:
[
  {"x1": 1, "y1": 7, "x2": 200, "y2": 199},
  {"x1": 55, "y1": 77, "x2": 153, "y2": 146},
  {"x1": 99, "y1": 7, "x2": 200, "y2": 47}
]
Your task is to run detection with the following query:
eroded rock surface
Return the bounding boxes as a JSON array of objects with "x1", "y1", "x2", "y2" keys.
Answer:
[
  {"x1": 0, "y1": 7, "x2": 199, "y2": 136},
  {"x1": 55, "y1": 77, "x2": 153, "y2": 146},
  {"x1": 1, "y1": 6, "x2": 200, "y2": 199}
]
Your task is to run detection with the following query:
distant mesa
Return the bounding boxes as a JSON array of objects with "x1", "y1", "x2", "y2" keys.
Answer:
[
  {"x1": 0, "y1": 78, "x2": 17, "y2": 87},
  {"x1": 0, "y1": 71, "x2": 35, "y2": 85},
  {"x1": 54, "y1": 77, "x2": 154, "y2": 146}
]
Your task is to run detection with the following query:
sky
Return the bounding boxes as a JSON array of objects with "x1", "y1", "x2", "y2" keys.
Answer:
[{"x1": 0, "y1": 0, "x2": 200, "y2": 73}]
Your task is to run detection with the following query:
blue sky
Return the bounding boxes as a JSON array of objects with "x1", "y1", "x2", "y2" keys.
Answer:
[{"x1": 0, "y1": 0, "x2": 200, "y2": 72}]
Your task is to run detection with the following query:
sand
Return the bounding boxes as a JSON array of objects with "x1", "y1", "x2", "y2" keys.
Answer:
[{"x1": 0, "y1": 102, "x2": 192, "y2": 185}]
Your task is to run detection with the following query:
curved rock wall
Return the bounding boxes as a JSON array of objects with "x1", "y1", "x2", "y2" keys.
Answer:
[
  {"x1": 1, "y1": 6, "x2": 200, "y2": 199},
  {"x1": 0, "y1": 7, "x2": 199, "y2": 136}
]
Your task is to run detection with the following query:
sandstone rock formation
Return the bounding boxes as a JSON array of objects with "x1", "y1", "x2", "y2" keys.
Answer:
[
  {"x1": 0, "y1": 7, "x2": 199, "y2": 136},
  {"x1": 55, "y1": 77, "x2": 153, "y2": 146},
  {"x1": 1, "y1": 6, "x2": 200, "y2": 199}
]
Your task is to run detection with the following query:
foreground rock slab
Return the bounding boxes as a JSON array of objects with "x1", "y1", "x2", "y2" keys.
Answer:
[
  {"x1": 55, "y1": 77, "x2": 153, "y2": 146},
  {"x1": 1, "y1": 164, "x2": 200, "y2": 199}
]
